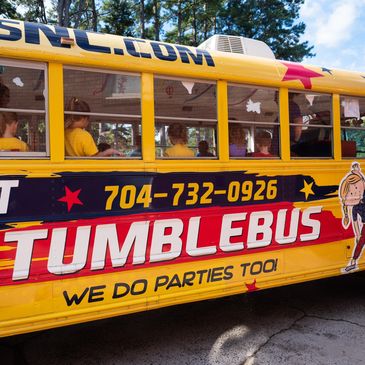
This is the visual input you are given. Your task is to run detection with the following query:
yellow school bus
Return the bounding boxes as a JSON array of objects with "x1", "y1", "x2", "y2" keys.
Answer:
[{"x1": 0, "y1": 19, "x2": 364, "y2": 337}]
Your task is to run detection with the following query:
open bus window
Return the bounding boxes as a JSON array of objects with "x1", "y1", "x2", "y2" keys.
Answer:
[
  {"x1": 154, "y1": 76, "x2": 217, "y2": 158},
  {"x1": 340, "y1": 96, "x2": 365, "y2": 158},
  {"x1": 63, "y1": 67, "x2": 141, "y2": 158},
  {"x1": 0, "y1": 59, "x2": 47, "y2": 157},
  {"x1": 228, "y1": 85, "x2": 279, "y2": 158},
  {"x1": 289, "y1": 91, "x2": 333, "y2": 158}
]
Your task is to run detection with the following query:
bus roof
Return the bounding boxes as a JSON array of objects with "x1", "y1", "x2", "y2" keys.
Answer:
[{"x1": 0, "y1": 18, "x2": 364, "y2": 96}]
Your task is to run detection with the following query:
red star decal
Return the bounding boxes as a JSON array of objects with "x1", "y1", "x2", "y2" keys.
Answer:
[
  {"x1": 58, "y1": 186, "x2": 83, "y2": 212},
  {"x1": 245, "y1": 279, "x2": 258, "y2": 292},
  {"x1": 281, "y1": 61, "x2": 324, "y2": 89}
]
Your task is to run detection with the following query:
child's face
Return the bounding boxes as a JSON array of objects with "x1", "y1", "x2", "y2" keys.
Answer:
[{"x1": 345, "y1": 180, "x2": 365, "y2": 206}]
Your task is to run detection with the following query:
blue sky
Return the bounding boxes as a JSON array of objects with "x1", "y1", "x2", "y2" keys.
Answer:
[{"x1": 300, "y1": 0, "x2": 365, "y2": 72}]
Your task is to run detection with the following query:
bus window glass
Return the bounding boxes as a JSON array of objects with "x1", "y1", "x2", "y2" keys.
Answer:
[
  {"x1": 228, "y1": 85, "x2": 279, "y2": 158},
  {"x1": 0, "y1": 59, "x2": 47, "y2": 157},
  {"x1": 154, "y1": 77, "x2": 217, "y2": 158},
  {"x1": 340, "y1": 96, "x2": 365, "y2": 158},
  {"x1": 63, "y1": 68, "x2": 141, "y2": 158},
  {"x1": 289, "y1": 91, "x2": 333, "y2": 158}
]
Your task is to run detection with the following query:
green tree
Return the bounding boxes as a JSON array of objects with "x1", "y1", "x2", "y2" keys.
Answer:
[
  {"x1": 1, "y1": 0, "x2": 19, "y2": 19},
  {"x1": 100, "y1": 0, "x2": 135, "y2": 36},
  {"x1": 16, "y1": 0, "x2": 47, "y2": 23},
  {"x1": 164, "y1": 0, "x2": 223, "y2": 46},
  {"x1": 218, "y1": 0, "x2": 314, "y2": 61},
  {"x1": 163, "y1": 0, "x2": 191, "y2": 44},
  {"x1": 46, "y1": 0, "x2": 99, "y2": 30}
]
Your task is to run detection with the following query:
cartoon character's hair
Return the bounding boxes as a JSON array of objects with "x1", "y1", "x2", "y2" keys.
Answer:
[{"x1": 339, "y1": 171, "x2": 364, "y2": 227}]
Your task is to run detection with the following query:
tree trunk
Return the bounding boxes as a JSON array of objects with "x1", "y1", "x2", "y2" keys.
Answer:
[
  {"x1": 38, "y1": 0, "x2": 48, "y2": 23},
  {"x1": 153, "y1": 0, "x2": 160, "y2": 41},
  {"x1": 57, "y1": 0, "x2": 71, "y2": 27},
  {"x1": 91, "y1": 0, "x2": 98, "y2": 31},
  {"x1": 140, "y1": 0, "x2": 145, "y2": 38},
  {"x1": 192, "y1": 0, "x2": 197, "y2": 46},
  {"x1": 177, "y1": 0, "x2": 182, "y2": 43}
]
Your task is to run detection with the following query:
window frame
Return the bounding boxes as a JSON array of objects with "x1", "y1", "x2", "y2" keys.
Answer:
[
  {"x1": 227, "y1": 82, "x2": 280, "y2": 159},
  {"x1": 288, "y1": 89, "x2": 334, "y2": 160},
  {"x1": 154, "y1": 74, "x2": 218, "y2": 160},
  {"x1": 63, "y1": 65, "x2": 142, "y2": 159},
  {"x1": 0, "y1": 58, "x2": 49, "y2": 159},
  {"x1": 339, "y1": 94, "x2": 365, "y2": 159}
]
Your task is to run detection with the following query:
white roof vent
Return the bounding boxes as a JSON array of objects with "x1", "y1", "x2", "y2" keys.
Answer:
[{"x1": 198, "y1": 35, "x2": 275, "y2": 59}]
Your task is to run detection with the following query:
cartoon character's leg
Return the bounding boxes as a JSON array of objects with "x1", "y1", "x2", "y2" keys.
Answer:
[
  {"x1": 345, "y1": 225, "x2": 365, "y2": 272},
  {"x1": 353, "y1": 224, "x2": 365, "y2": 260}
]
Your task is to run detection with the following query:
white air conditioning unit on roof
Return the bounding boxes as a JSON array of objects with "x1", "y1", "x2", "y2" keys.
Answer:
[{"x1": 198, "y1": 35, "x2": 275, "y2": 59}]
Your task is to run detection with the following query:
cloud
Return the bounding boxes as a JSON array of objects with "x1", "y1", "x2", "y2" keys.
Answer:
[
  {"x1": 302, "y1": 0, "x2": 365, "y2": 48},
  {"x1": 315, "y1": 1, "x2": 360, "y2": 47}
]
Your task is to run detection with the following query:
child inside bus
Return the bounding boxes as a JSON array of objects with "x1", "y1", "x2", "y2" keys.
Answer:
[
  {"x1": 252, "y1": 130, "x2": 274, "y2": 157},
  {"x1": 65, "y1": 97, "x2": 120, "y2": 157},
  {"x1": 164, "y1": 123, "x2": 194, "y2": 157},
  {"x1": 130, "y1": 135, "x2": 142, "y2": 157},
  {"x1": 197, "y1": 140, "x2": 214, "y2": 157},
  {"x1": 229, "y1": 123, "x2": 246, "y2": 157},
  {"x1": 0, "y1": 83, "x2": 10, "y2": 107},
  {"x1": 0, "y1": 112, "x2": 29, "y2": 152}
]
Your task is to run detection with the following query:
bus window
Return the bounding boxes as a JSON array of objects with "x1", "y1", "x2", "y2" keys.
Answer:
[
  {"x1": 289, "y1": 91, "x2": 333, "y2": 158},
  {"x1": 154, "y1": 76, "x2": 217, "y2": 158},
  {"x1": 340, "y1": 96, "x2": 365, "y2": 158},
  {"x1": 228, "y1": 85, "x2": 279, "y2": 158},
  {"x1": 0, "y1": 59, "x2": 47, "y2": 157},
  {"x1": 63, "y1": 67, "x2": 141, "y2": 158}
]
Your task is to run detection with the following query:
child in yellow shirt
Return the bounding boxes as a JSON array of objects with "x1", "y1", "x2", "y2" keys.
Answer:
[
  {"x1": 0, "y1": 112, "x2": 29, "y2": 152},
  {"x1": 65, "y1": 97, "x2": 120, "y2": 157},
  {"x1": 164, "y1": 123, "x2": 194, "y2": 157}
]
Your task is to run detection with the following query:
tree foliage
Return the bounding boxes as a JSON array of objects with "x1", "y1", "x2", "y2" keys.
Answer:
[
  {"x1": 6, "y1": 0, "x2": 314, "y2": 61},
  {"x1": 217, "y1": 0, "x2": 314, "y2": 61},
  {"x1": 0, "y1": 0, "x2": 18, "y2": 19}
]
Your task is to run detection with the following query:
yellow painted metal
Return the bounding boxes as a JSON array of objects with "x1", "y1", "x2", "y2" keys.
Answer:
[
  {"x1": 279, "y1": 88, "x2": 290, "y2": 161},
  {"x1": 48, "y1": 63, "x2": 64, "y2": 162},
  {"x1": 332, "y1": 93, "x2": 341, "y2": 161},
  {"x1": 0, "y1": 238, "x2": 354, "y2": 337},
  {"x1": 0, "y1": 19, "x2": 364, "y2": 338},
  {"x1": 217, "y1": 80, "x2": 229, "y2": 162},
  {"x1": 141, "y1": 73, "x2": 155, "y2": 163},
  {"x1": 0, "y1": 20, "x2": 364, "y2": 96}
]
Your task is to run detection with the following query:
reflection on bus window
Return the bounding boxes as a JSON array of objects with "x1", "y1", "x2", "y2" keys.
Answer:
[
  {"x1": 0, "y1": 59, "x2": 47, "y2": 156},
  {"x1": 228, "y1": 85, "x2": 279, "y2": 158},
  {"x1": 340, "y1": 96, "x2": 365, "y2": 158},
  {"x1": 154, "y1": 76, "x2": 217, "y2": 158},
  {"x1": 63, "y1": 67, "x2": 141, "y2": 158},
  {"x1": 289, "y1": 91, "x2": 333, "y2": 158}
]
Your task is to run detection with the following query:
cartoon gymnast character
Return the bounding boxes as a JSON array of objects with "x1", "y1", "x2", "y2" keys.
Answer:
[{"x1": 339, "y1": 162, "x2": 365, "y2": 272}]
